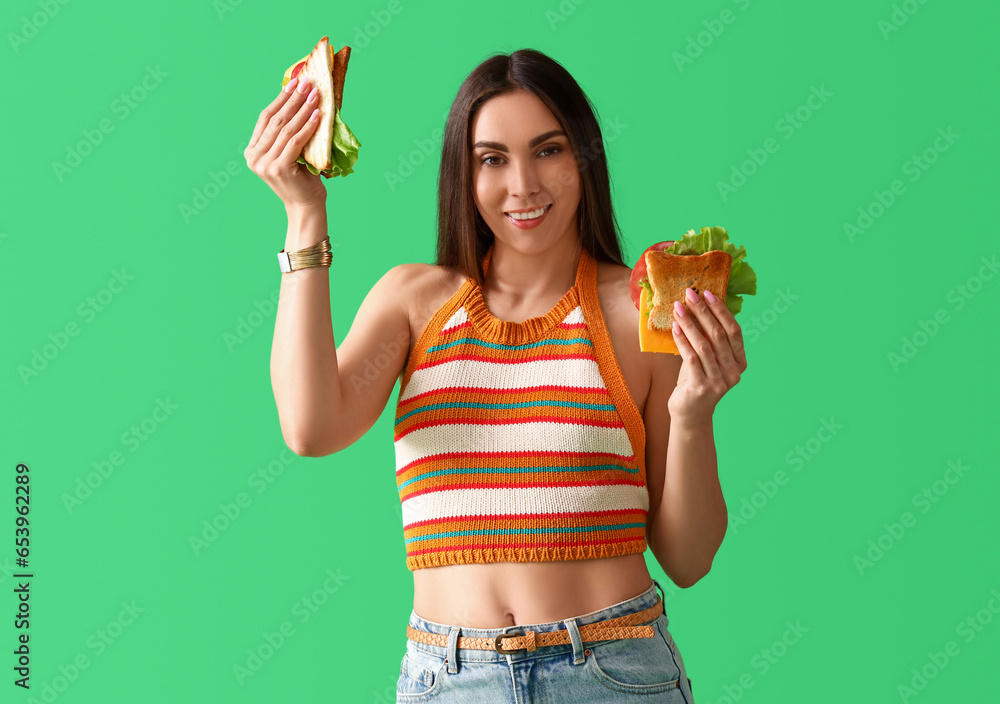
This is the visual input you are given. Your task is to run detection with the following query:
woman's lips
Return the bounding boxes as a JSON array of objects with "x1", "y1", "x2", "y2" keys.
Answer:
[{"x1": 505, "y1": 204, "x2": 552, "y2": 229}]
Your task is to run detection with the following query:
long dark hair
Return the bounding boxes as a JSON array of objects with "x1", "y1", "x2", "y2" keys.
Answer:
[{"x1": 435, "y1": 48, "x2": 626, "y2": 286}]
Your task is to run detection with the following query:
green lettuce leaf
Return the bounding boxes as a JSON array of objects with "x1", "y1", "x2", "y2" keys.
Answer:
[
  {"x1": 639, "y1": 278, "x2": 653, "y2": 298},
  {"x1": 296, "y1": 109, "x2": 361, "y2": 178}
]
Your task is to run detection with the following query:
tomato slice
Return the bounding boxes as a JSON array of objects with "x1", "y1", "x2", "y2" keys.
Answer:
[
  {"x1": 290, "y1": 60, "x2": 305, "y2": 80},
  {"x1": 629, "y1": 241, "x2": 674, "y2": 310}
]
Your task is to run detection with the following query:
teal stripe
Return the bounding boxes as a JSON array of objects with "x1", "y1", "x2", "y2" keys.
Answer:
[
  {"x1": 427, "y1": 336, "x2": 592, "y2": 353},
  {"x1": 405, "y1": 523, "x2": 647, "y2": 545},
  {"x1": 395, "y1": 399, "x2": 616, "y2": 425},
  {"x1": 399, "y1": 464, "x2": 637, "y2": 490}
]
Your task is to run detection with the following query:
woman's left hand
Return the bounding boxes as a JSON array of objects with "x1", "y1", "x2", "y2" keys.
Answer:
[{"x1": 667, "y1": 287, "x2": 748, "y2": 420}]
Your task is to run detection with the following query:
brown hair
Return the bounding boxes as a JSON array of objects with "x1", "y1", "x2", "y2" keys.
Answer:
[{"x1": 435, "y1": 48, "x2": 626, "y2": 287}]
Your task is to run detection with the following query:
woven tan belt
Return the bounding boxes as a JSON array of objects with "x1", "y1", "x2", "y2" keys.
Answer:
[{"x1": 406, "y1": 595, "x2": 663, "y2": 653}]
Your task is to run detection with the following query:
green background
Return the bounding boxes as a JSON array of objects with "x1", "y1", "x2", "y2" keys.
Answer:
[{"x1": 2, "y1": 0, "x2": 997, "y2": 701}]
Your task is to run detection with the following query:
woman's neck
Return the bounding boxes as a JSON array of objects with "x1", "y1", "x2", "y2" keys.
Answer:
[{"x1": 485, "y1": 234, "x2": 584, "y2": 306}]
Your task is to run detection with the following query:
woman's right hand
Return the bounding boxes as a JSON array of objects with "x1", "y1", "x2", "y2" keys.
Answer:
[{"x1": 245, "y1": 76, "x2": 327, "y2": 211}]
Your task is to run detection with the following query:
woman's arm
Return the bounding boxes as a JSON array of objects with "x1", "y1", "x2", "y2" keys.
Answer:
[
  {"x1": 246, "y1": 77, "x2": 411, "y2": 457},
  {"x1": 644, "y1": 366, "x2": 728, "y2": 588},
  {"x1": 270, "y1": 204, "x2": 412, "y2": 457},
  {"x1": 645, "y1": 287, "x2": 747, "y2": 587},
  {"x1": 269, "y1": 204, "x2": 337, "y2": 455}
]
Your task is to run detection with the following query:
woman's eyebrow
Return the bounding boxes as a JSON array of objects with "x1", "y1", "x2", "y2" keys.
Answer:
[{"x1": 472, "y1": 129, "x2": 566, "y2": 151}]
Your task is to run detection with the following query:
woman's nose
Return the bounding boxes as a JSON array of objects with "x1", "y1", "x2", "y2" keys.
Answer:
[{"x1": 509, "y1": 159, "x2": 540, "y2": 198}]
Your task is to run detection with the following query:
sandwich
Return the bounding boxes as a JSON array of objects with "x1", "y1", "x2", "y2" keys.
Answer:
[
  {"x1": 281, "y1": 36, "x2": 361, "y2": 178},
  {"x1": 630, "y1": 227, "x2": 758, "y2": 354}
]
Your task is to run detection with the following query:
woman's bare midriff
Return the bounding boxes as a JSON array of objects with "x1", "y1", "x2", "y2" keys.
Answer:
[
  {"x1": 412, "y1": 553, "x2": 655, "y2": 628},
  {"x1": 404, "y1": 259, "x2": 657, "y2": 629}
]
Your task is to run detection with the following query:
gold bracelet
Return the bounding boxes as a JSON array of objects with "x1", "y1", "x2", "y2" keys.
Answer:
[{"x1": 277, "y1": 236, "x2": 332, "y2": 273}]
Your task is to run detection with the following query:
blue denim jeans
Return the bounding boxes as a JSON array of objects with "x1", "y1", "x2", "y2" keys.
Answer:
[{"x1": 396, "y1": 578, "x2": 695, "y2": 702}]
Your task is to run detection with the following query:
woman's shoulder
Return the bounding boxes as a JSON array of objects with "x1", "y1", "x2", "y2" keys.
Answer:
[
  {"x1": 388, "y1": 262, "x2": 469, "y2": 340},
  {"x1": 594, "y1": 259, "x2": 636, "y2": 321},
  {"x1": 389, "y1": 262, "x2": 467, "y2": 297},
  {"x1": 593, "y1": 260, "x2": 641, "y2": 352},
  {"x1": 594, "y1": 258, "x2": 669, "y2": 416}
]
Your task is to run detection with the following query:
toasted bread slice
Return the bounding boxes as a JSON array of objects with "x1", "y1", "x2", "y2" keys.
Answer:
[
  {"x1": 638, "y1": 286, "x2": 679, "y2": 354},
  {"x1": 300, "y1": 36, "x2": 335, "y2": 173},
  {"x1": 645, "y1": 250, "x2": 732, "y2": 333},
  {"x1": 332, "y1": 45, "x2": 350, "y2": 113}
]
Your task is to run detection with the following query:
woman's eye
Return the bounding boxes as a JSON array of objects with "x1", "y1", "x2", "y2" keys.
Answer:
[{"x1": 480, "y1": 148, "x2": 560, "y2": 166}]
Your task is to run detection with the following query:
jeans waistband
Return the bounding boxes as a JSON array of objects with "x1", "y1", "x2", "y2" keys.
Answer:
[{"x1": 406, "y1": 578, "x2": 667, "y2": 664}]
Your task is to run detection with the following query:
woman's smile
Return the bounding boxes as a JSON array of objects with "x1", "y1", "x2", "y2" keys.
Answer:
[{"x1": 504, "y1": 203, "x2": 552, "y2": 228}]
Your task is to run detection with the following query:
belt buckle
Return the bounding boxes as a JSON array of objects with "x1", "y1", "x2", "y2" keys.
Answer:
[{"x1": 494, "y1": 628, "x2": 525, "y2": 654}]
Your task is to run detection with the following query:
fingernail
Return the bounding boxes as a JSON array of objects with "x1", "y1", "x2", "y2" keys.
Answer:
[
  {"x1": 284, "y1": 77, "x2": 298, "y2": 93},
  {"x1": 297, "y1": 77, "x2": 310, "y2": 93},
  {"x1": 307, "y1": 87, "x2": 318, "y2": 103},
  {"x1": 674, "y1": 300, "x2": 686, "y2": 318},
  {"x1": 703, "y1": 290, "x2": 717, "y2": 304},
  {"x1": 686, "y1": 287, "x2": 699, "y2": 303}
]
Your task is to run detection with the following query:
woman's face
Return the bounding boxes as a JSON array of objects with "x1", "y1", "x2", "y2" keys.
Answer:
[{"x1": 470, "y1": 90, "x2": 582, "y2": 255}]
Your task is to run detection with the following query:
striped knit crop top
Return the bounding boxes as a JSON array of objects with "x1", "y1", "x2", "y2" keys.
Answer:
[{"x1": 394, "y1": 244, "x2": 648, "y2": 571}]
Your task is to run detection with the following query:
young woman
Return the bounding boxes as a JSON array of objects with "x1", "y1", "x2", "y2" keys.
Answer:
[{"x1": 245, "y1": 48, "x2": 746, "y2": 703}]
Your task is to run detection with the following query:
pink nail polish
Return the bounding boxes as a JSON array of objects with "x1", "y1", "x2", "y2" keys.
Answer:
[
  {"x1": 703, "y1": 290, "x2": 717, "y2": 304},
  {"x1": 284, "y1": 77, "x2": 298, "y2": 93},
  {"x1": 674, "y1": 300, "x2": 686, "y2": 317},
  {"x1": 686, "y1": 287, "x2": 699, "y2": 303}
]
